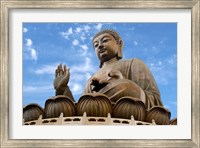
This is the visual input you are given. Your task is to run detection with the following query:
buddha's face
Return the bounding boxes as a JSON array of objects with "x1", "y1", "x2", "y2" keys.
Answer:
[{"x1": 93, "y1": 33, "x2": 120, "y2": 63}]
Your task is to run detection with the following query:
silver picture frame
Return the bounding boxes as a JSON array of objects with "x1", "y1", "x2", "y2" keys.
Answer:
[{"x1": 1, "y1": 0, "x2": 199, "y2": 147}]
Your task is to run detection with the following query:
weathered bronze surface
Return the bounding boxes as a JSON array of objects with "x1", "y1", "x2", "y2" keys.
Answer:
[
  {"x1": 53, "y1": 64, "x2": 75, "y2": 102},
  {"x1": 146, "y1": 106, "x2": 171, "y2": 125},
  {"x1": 1, "y1": 0, "x2": 199, "y2": 147},
  {"x1": 23, "y1": 103, "x2": 44, "y2": 122},
  {"x1": 44, "y1": 95, "x2": 76, "y2": 118},
  {"x1": 24, "y1": 29, "x2": 172, "y2": 125},
  {"x1": 170, "y1": 118, "x2": 177, "y2": 125},
  {"x1": 83, "y1": 30, "x2": 162, "y2": 110},
  {"x1": 77, "y1": 93, "x2": 112, "y2": 117},
  {"x1": 112, "y1": 97, "x2": 146, "y2": 121}
]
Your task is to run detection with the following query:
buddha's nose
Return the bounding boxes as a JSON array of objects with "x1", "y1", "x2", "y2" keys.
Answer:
[{"x1": 98, "y1": 44, "x2": 104, "y2": 49}]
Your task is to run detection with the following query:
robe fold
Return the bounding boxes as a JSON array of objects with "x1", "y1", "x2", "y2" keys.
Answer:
[{"x1": 83, "y1": 58, "x2": 163, "y2": 110}]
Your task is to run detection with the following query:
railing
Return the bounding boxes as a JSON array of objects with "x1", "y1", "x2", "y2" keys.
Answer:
[{"x1": 24, "y1": 112, "x2": 156, "y2": 125}]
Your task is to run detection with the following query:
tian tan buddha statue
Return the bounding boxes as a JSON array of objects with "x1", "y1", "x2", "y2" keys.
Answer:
[
  {"x1": 23, "y1": 29, "x2": 175, "y2": 125},
  {"x1": 55, "y1": 29, "x2": 163, "y2": 107}
]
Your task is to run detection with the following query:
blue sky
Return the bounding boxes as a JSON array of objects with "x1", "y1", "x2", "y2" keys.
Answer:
[{"x1": 23, "y1": 23, "x2": 177, "y2": 119}]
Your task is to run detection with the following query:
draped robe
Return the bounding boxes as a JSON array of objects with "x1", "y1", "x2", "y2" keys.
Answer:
[{"x1": 83, "y1": 58, "x2": 163, "y2": 110}]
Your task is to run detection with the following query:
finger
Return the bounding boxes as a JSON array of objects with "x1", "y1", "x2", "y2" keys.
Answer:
[
  {"x1": 57, "y1": 64, "x2": 61, "y2": 76},
  {"x1": 59, "y1": 64, "x2": 64, "y2": 76},
  {"x1": 60, "y1": 69, "x2": 64, "y2": 76},
  {"x1": 65, "y1": 67, "x2": 70, "y2": 75},
  {"x1": 90, "y1": 77, "x2": 99, "y2": 85},
  {"x1": 108, "y1": 70, "x2": 123, "y2": 79},
  {"x1": 63, "y1": 65, "x2": 67, "y2": 75},
  {"x1": 99, "y1": 79, "x2": 109, "y2": 84},
  {"x1": 55, "y1": 68, "x2": 59, "y2": 77},
  {"x1": 92, "y1": 77, "x2": 99, "y2": 81},
  {"x1": 58, "y1": 64, "x2": 62, "y2": 70},
  {"x1": 57, "y1": 65, "x2": 60, "y2": 76}
]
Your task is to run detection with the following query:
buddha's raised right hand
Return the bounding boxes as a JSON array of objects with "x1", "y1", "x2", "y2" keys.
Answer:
[{"x1": 53, "y1": 64, "x2": 70, "y2": 93}]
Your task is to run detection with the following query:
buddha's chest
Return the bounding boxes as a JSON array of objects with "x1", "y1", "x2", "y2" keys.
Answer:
[
  {"x1": 92, "y1": 68, "x2": 111, "y2": 81},
  {"x1": 92, "y1": 61, "x2": 122, "y2": 80}
]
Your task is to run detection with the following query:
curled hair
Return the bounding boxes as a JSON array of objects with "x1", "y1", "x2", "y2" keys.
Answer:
[{"x1": 93, "y1": 29, "x2": 123, "y2": 45}]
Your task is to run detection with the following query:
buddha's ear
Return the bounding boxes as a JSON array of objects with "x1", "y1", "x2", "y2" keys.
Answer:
[
  {"x1": 119, "y1": 39, "x2": 123, "y2": 46},
  {"x1": 99, "y1": 61, "x2": 103, "y2": 68},
  {"x1": 117, "y1": 40, "x2": 123, "y2": 59}
]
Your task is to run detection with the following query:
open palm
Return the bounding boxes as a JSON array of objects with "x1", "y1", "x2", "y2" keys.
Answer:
[{"x1": 53, "y1": 64, "x2": 70, "y2": 92}]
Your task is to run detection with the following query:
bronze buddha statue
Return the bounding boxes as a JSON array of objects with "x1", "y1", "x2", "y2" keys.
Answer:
[
  {"x1": 54, "y1": 29, "x2": 163, "y2": 110},
  {"x1": 24, "y1": 29, "x2": 172, "y2": 125}
]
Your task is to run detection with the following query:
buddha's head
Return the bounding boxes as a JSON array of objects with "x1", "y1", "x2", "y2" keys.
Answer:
[{"x1": 92, "y1": 29, "x2": 124, "y2": 67}]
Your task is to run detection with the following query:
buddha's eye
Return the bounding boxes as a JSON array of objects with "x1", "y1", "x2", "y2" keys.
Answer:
[
  {"x1": 94, "y1": 43, "x2": 99, "y2": 48},
  {"x1": 102, "y1": 38, "x2": 109, "y2": 43}
]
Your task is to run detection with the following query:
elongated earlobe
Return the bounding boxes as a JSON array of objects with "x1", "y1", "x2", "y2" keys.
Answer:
[
  {"x1": 117, "y1": 40, "x2": 123, "y2": 59},
  {"x1": 99, "y1": 61, "x2": 103, "y2": 68}
]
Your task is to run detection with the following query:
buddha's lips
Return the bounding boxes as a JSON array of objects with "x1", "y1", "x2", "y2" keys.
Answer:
[{"x1": 99, "y1": 49, "x2": 106, "y2": 53}]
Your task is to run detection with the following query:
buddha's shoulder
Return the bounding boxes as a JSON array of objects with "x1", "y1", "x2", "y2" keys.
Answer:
[{"x1": 120, "y1": 58, "x2": 145, "y2": 64}]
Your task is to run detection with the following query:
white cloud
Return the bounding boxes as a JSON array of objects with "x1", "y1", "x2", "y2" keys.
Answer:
[
  {"x1": 134, "y1": 41, "x2": 138, "y2": 46},
  {"x1": 23, "y1": 85, "x2": 53, "y2": 93},
  {"x1": 147, "y1": 55, "x2": 177, "y2": 85},
  {"x1": 30, "y1": 48, "x2": 38, "y2": 61},
  {"x1": 23, "y1": 27, "x2": 28, "y2": 33},
  {"x1": 80, "y1": 35, "x2": 86, "y2": 41},
  {"x1": 159, "y1": 40, "x2": 164, "y2": 44},
  {"x1": 60, "y1": 27, "x2": 73, "y2": 39},
  {"x1": 69, "y1": 57, "x2": 97, "y2": 96},
  {"x1": 68, "y1": 28, "x2": 73, "y2": 34},
  {"x1": 24, "y1": 38, "x2": 38, "y2": 61},
  {"x1": 70, "y1": 58, "x2": 96, "y2": 79},
  {"x1": 163, "y1": 100, "x2": 177, "y2": 111},
  {"x1": 74, "y1": 25, "x2": 90, "y2": 34},
  {"x1": 34, "y1": 57, "x2": 96, "y2": 76},
  {"x1": 164, "y1": 105, "x2": 170, "y2": 109},
  {"x1": 130, "y1": 27, "x2": 135, "y2": 30},
  {"x1": 70, "y1": 57, "x2": 96, "y2": 73},
  {"x1": 70, "y1": 83, "x2": 83, "y2": 95},
  {"x1": 80, "y1": 44, "x2": 89, "y2": 55},
  {"x1": 75, "y1": 27, "x2": 81, "y2": 33},
  {"x1": 23, "y1": 86, "x2": 36, "y2": 92},
  {"x1": 70, "y1": 73, "x2": 86, "y2": 81},
  {"x1": 85, "y1": 72, "x2": 92, "y2": 80},
  {"x1": 80, "y1": 44, "x2": 88, "y2": 51},
  {"x1": 169, "y1": 100, "x2": 177, "y2": 105},
  {"x1": 95, "y1": 23, "x2": 103, "y2": 30},
  {"x1": 72, "y1": 39, "x2": 79, "y2": 46},
  {"x1": 83, "y1": 25, "x2": 90, "y2": 32},
  {"x1": 89, "y1": 36, "x2": 93, "y2": 40},
  {"x1": 39, "y1": 57, "x2": 96, "y2": 97},
  {"x1": 149, "y1": 62, "x2": 162, "y2": 72},
  {"x1": 159, "y1": 37, "x2": 167, "y2": 44},
  {"x1": 167, "y1": 54, "x2": 176, "y2": 64},
  {"x1": 148, "y1": 61, "x2": 168, "y2": 85},
  {"x1": 152, "y1": 46, "x2": 157, "y2": 50},
  {"x1": 34, "y1": 64, "x2": 57, "y2": 75},
  {"x1": 70, "y1": 72, "x2": 92, "y2": 84},
  {"x1": 67, "y1": 57, "x2": 96, "y2": 96},
  {"x1": 26, "y1": 38, "x2": 32, "y2": 46}
]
